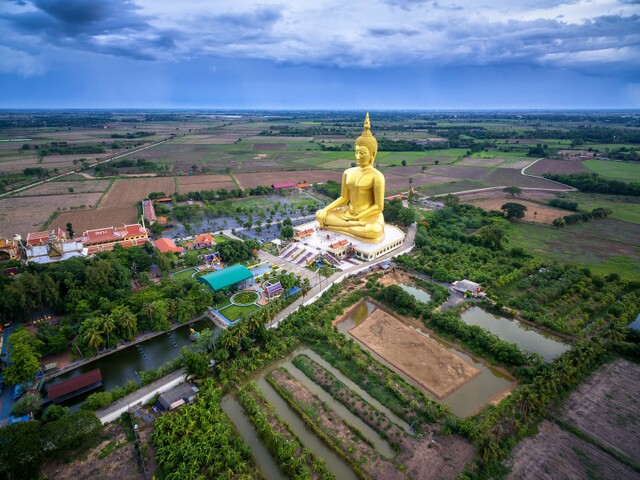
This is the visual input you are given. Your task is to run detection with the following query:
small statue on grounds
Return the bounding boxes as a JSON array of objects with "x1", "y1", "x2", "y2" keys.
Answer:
[{"x1": 315, "y1": 113, "x2": 385, "y2": 243}]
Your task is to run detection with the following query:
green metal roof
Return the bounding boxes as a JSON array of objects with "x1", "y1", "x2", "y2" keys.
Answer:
[{"x1": 197, "y1": 264, "x2": 253, "y2": 291}]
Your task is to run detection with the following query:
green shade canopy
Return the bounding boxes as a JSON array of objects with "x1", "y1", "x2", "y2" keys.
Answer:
[{"x1": 197, "y1": 264, "x2": 253, "y2": 291}]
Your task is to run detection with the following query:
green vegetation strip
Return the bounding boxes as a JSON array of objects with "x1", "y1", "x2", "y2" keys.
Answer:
[
  {"x1": 304, "y1": 324, "x2": 450, "y2": 433},
  {"x1": 237, "y1": 381, "x2": 335, "y2": 480},
  {"x1": 292, "y1": 354, "x2": 405, "y2": 453},
  {"x1": 153, "y1": 381, "x2": 261, "y2": 479},
  {"x1": 266, "y1": 367, "x2": 377, "y2": 480}
]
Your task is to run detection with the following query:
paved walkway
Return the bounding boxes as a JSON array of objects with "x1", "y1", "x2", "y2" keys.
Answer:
[
  {"x1": 267, "y1": 222, "x2": 417, "y2": 328},
  {"x1": 95, "y1": 369, "x2": 186, "y2": 424}
]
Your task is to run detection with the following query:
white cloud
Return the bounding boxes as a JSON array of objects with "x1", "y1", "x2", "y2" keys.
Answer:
[
  {"x1": 0, "y1": 45, "x2": 44, "y2": 76},
  {"x1": 2, "y1": 0, "x2": 639, "y2": 71}
]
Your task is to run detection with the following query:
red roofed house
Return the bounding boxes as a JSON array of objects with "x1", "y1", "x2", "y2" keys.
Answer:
[
  {"x1": 327, "y1": 238, "x2": 351, "y2": 258},
  {"x1": 154, "y1": 237, "x2": 185, "y2": 254},
  {"x1": 193, "y1": 233, "x2": 215, "y2": 249},
  {"x1": 82, "y1": 224, "x2": 149, "y2": 255}
]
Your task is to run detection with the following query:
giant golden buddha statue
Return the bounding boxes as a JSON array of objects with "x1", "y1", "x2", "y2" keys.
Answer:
[{"x1": 315, "y1": 113, "x2": 385, "y2": 243}]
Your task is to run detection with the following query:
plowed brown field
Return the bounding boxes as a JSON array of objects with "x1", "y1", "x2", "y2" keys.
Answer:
[
  {"x1": 100, "y1": 177, "x2": 175, "y2": 209},
  {"x1": 560, "y1": 359, "x2": 640, "y2": 463},
  {"x1": 506, "y1": 421, "x2": 640, "y2": 480}
]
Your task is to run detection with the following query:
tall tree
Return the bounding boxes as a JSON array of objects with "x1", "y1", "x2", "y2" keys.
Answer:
[{"x1": 503, "y1": 186, "x2": 522, "y2": 198}]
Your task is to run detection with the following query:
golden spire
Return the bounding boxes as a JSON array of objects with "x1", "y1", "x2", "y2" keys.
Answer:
[{"x1": 355, "y1": 112, "x2": 378, "y2": 159}]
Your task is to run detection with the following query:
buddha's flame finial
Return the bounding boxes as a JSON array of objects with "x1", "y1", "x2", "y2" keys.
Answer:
[{"x1": 364, "y1": 112, "x2": 371, "y2": 131}]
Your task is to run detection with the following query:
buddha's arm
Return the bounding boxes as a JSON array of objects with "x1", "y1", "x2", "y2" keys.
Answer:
[
  {"x1": 318, "y1": 172, "x2": 349, "y2": 215},
  {"x1": 351, "y1": 172, "x2": 385, "y2": 221}
]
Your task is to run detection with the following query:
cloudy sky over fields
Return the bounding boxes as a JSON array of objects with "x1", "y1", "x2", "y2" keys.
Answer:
[{"x1": 1, "y1": 0, "x2": 639, "y2": 109}]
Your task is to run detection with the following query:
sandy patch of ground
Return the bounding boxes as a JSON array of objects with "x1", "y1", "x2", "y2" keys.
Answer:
[
  {"x1": 42, "y1": 422, "x2": 144, "y2": 480},
  {"x1": 560, "y1": 358, "x2": 640, "y2": 463},
  {"x1": 506, "y1": 420, "x2": 640, "y2": 480},
  {"x1": 464, "y1": 198, "x2": 569, "y2": 223},
  {"x1": 349, "y1": 308, "x2": 480, "y2": 398}
]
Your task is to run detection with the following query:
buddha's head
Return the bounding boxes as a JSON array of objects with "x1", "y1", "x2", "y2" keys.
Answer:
[{"x1": 355, "y1": 112, "x2": 377, "y2": 165}]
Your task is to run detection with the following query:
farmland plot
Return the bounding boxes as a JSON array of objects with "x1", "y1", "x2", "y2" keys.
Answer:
[
  {"x1": 177, "y1": 174, "x2": 236, "y2": 193},
  {"x1": 526, "y1": 159, "x2": 590, "y2": 176},
  {"x1": 506, "y1": 421, "x2": 640, "y2": 480},
  {"x1": 0, "y1": 192, "x2": 103, "y2": 237},
  {"x1": 51, "y1": 206, "x2": 138, "y2": 234},
  {"x1": 100, "y1": 177, "x2": 175, "y2": 209},
  {"x1": 560, "y1": 359, "x2": 640, "y2": 463},
  {"x1": 465, "y1": 198, "x2": 570, "y2": 223}
]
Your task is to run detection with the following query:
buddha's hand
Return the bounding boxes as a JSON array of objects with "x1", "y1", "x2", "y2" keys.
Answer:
[{"x1": 316, "y1": 208, "x2": 328, "y2": 226}]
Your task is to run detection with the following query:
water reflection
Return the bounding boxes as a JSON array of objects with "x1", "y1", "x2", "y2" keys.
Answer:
[{"x1": 460, "y1": 307, "x2": 569, "y2": 362}]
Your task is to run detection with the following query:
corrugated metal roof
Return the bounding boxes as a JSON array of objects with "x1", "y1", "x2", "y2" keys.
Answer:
[
  {"x1": 197, "y1": 264, "x2": 253, "y2": 291},
  {"x1": 47, "y1": 368, "x2": 102, "y2": 401}
]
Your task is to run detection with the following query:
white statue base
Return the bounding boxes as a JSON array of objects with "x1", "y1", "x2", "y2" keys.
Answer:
[{"x1": 283, "y1": 221, "x2": 405, "y2": 269}]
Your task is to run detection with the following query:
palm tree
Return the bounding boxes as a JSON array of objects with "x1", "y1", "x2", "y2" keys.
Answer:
[
  {"x1": 84, "y1": 326, "x2": 104, "y2": 354},
  {"x1": 100, "y1": 314, "x2": 115, "y2": 346}
]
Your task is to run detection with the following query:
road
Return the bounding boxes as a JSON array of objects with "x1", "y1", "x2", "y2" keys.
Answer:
[{"x1": 0, "y1": 138, "x2": 172, "y2": 199}]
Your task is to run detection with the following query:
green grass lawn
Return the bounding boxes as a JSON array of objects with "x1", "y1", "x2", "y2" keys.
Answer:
[
  {"x1": 172, "y1": 268, "x2": 197, "y2": 281},
  {"x1": 508, "y1": 220, "x2": 640, "y2": 280},
  {"x1": 561, "y1": 192, "x2": 640, "y2": 224},
  {"x1": 219, "y1": 303, "x2": 259, "y2": 321},
  {"x1": 583, "y1": 160, "x2": 640, "y2": 181}
]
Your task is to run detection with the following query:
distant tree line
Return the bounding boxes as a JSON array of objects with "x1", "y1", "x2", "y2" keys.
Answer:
[
  {"x1": 110, "y1": 131, "x2": 155, "y2": 139},
  {"x1": 552, "y1": 207, "x2": 612, "y2": 227},
  {"x1": 544, "y1": 172, "x2": 640, "y2": 196},
  {"x1": 548, "y1": 199, "x2": 579, "y2": 211}
]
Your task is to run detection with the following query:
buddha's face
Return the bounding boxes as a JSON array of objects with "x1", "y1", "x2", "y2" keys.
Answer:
[{"x1": 355, "y1": 145, "x2": 373, "y2": 167}]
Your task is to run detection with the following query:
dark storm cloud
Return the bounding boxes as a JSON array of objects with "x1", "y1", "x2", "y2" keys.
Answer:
[{"x1": 2, "y1": 0, "x2": 176, "y2": 60}]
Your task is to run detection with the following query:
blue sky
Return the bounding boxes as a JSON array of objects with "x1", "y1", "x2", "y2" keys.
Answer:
[{"x1": 1, "y1": 0, "x2": 639, "y2": 109}]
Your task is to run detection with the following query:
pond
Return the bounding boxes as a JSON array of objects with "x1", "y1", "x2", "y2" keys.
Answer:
[
  {"x1": 42, "y1": 319, "x2": 215, "y2": 410},
  {"x1": 336, "y1": 301, "x2": 513, "y2": 417},
  {"x1": 398, "y1": 283, "x2": 432, "y2": 303},
  {"x1": 460, "y1": 306, "x2": 570, "y2": 362}
]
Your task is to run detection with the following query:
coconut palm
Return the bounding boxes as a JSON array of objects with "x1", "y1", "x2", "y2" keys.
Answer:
[
  {"x1": 99, "y1": 314, "x2": 116, "y2": 346},
  {"x1": 83, "y1": 325, "x2": 104, "y2": 353}
]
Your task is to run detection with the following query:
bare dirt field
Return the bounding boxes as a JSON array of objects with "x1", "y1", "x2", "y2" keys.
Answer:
[
  {"x1": 235, "y1": 169, "x2": 342, "y2": 189},
  {"x1": 349, "y1": 308, "x2": 480, "y2": 398},
  {"x1": 41, "y1": 422, "x2": 144, "y2": 480},
  {"x1": 428, "y1": 165, "x2": 491, "y2": 181},
  {"x1": 14, "y1": 179, "x2": 111, "y2": 197},
  {"x1": 464, "y1": 198, "x2": 569, "y2": 223},
  {"x1": 252, "y1": 142, "x2": 287, "y2": 150},
  {"x1": 51, "y1": 206, "x2": 138, "y2": 234},
  {"x1": 177, "y1": 174, "x2": 236, "y2": 193},
  {"x1": 0, "y1": 192, "x2": 104, "y2": 237},
  {"x1": 100, "y1": 177, "x2": 176, "y2": 209},
  {"x1": 560, "y1": 358, "x2": 640, "y2": 463},
  {"x1": 485, "y1": 168, "x2": 568, "y2": 188},
  {"x1": 526, "y1": 159, "x2": 590, "y2": 176},
  {"x1": 506, "y1": 420, "x2": 640, "y2": 480}
]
